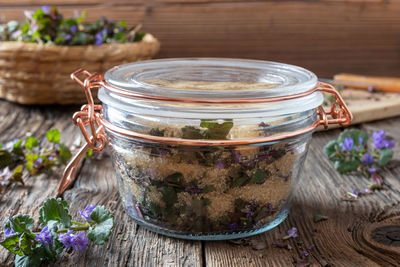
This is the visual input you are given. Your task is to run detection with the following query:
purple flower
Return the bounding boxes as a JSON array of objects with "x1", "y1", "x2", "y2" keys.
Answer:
[
  {"x1": 33, "y1": 158, "x2": 43, "y2": 168},
  {"x1": 70, "y1": 25, "x2": 78, "y2": 33},
  {"x1": 48, "y1": 156, "x2": 55, "y2": 161},
  {"x1": 373, "y1": 130, "x2": 395, "y2": 149},
  {"x1": 35, "y1": 226, "x2": 52, "y2": 246},
  {"x1": 361, "y1": 153, "x2": 373, "y2": 165},
  {"x1": 287, "y1": 227, "x2": 298, "y2": 238},
  {"x1": 65, "y1": 34, "x2": 72, "y2": 41},
  {"x1": 42, "y1": 6, "x2": 51, "y2": 14},
  {"x1": 95, "y1": 32, "x2": 103, "y2": 46},
  {"x1": 368, "y1": 168, "x2": 376, "y2": 174},
  {"x1": 267, "y1": 203, "x2": 273, "y2": 209},
  {"x1": 79, "y1": 205, "x2": 96, "y2": 222},
  {"x1": 58, "y1": 230, "x2": 88, "y2": 251},
  {"x1": 359, "y1": 137, "x2": 364, "y2": 145},
  {"x1": 368, "y1": 86, "x2": 374, "y2": 92},
  {"x1": 216, "y1": 160, "x2": 224, "y2": 169},
  {"x1": 184, "y1": 185, "x2": 201, "y2": 194},
  {"x1": 229, "y1": 223, "x2": 238, "y2": 231},
  {"x1": 350, "y1": 189, "x2": 359, "y2": 196},
  {"x1": 341, "y1": 138, "x2": 353, "y2": 151},
  {"x1": 4, "y1": 228, "x2": 16, "y2": 237},
  {"x1": 71, "y1": 232, "x2": 88, "y2": 251}
]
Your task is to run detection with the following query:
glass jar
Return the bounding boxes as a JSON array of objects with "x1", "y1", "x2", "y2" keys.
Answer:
[{"x1": 59, "y1": 58, "x2": 352, "y2": 240}]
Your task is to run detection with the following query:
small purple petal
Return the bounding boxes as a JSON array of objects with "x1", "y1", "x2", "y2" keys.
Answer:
[
  {"x1": 367, "y1": 86, "x2": 374, "y2": 92},
  {"x1": 229, "y1": 223, "x2": 238, "y2": 231},
  {"x1": 216, "y1": 160, "x2": 224, "y2": 169},
  {"x1": 58, "y1": 230, "x2": 74, "y2": 249},
  {"x1": 341, "y1": 138, "x2": 353, "y2": 151},
  {"x1": 42, "y1": 6, "x2": 51, "y2": 14},
  {"x1": 361, "y1": 153, "x2": 373, "y2": 165},
  {"x1": 4, "y1": 228, "x2": 16, "y2": 237},
  {"x1": 35, "y1": 226, "x2": 52, "y2": 246},
  {"x1": 65, "y1": 34, "x2": 72, "y2": 41},
  {"x1": 70, "y1": 25, "x2": 78, "y2": 33},
  {"x1": 287, "y1": 227, "x2": 298, "y2": 238},
  {"x1": 79, "y1": 204, "x2": 96, "y2": 221},
  {"x1": 368, "y1": 168, "x2": 376, "y2": 174},
  {"x1": 71, "y1": 232, "x2": 88, "y2": 251}
]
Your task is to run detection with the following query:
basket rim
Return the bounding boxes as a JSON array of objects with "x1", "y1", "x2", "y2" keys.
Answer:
[{"x1": 0, "y1": 33, "x2": 159, "y2": 51}]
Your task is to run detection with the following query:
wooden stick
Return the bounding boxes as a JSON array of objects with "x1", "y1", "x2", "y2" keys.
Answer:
[{"x1": 333, "y1": 73, "x2": 400, "y2": 93}]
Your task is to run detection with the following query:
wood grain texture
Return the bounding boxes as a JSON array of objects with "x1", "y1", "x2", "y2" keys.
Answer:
[
  {"x1": 0, "y1": 99, "x2": 399, "y2": 266},
  {"x1": 1, "y1": 0, "x2": 399, "y2": 77}
]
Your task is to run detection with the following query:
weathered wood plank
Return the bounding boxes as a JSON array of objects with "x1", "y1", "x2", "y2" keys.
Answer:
[
  {"x1": 0, "y1": 1, "x2": 399, "y2": 77},
  {"x1": 0, "y1": 101, "x2": 80, "y2": 266}
]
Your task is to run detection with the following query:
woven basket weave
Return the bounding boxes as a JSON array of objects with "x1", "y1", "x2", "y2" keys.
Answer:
[{"x1": 0, "y1": 34, "x2": 160, "y2": 104}]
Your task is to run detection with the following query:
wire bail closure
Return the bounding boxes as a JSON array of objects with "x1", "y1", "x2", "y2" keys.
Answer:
[{"x1": 57, "y1": 69, "x2": 353, "y2": 196}]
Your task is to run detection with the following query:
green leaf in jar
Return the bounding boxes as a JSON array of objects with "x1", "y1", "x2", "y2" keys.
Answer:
[
  {"x1": 201, "y1": 185, "x2": 215, "y2": 193},
  {"x1": 231, "y1": 176, "x2": 249, "y2": 188},
  {"x1": 250, "y1": 169, "x2": 270, "y2": 184},
  {"x1": 165, "y1": 172, "x2": 183, "y2": 186},
  {"x1": 200, "y1": 119, "x2": 233, "y2": 140},
  {"x1": 182, "y1": 126, "x2": 204, "y2": 139},
  {"x1": 161, "y1": 187, "x2": 178, "y2": 210},
  {"x1": 149, "y1": 128, "x2": 165, "y2": 137}
]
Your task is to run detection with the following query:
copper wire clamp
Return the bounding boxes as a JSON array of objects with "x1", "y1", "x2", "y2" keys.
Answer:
[{"x1": 56, "y1": 69, "x2": 353, "y2": 196}]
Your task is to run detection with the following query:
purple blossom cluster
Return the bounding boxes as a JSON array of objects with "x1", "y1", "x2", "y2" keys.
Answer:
[
  {"x1": 58, "y1": 230, "x2": 88, "y2": 251},
  {"x1": 340, "y1": 138, "x2": 354, "y2": 151},
  {"x1": 35, "y1": 226, "x2": 52, "y2": 246},
  {"x1": 373, "y1": 130, "x2": 395, "y2": 150},
  {"x1": 4, "y1": 228, "x2": 16, "y2": 237}
]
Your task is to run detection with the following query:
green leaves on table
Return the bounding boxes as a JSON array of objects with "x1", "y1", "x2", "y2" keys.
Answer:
[
  {"x1": 323, "y1": 128, "x2": 395, "y2": 180},
  {"x1": 0, "y1": 198, "x2": 114, "y2": 267},
  {"x1": 0, "y1": 128, "x2": 72, "y2": 188}
]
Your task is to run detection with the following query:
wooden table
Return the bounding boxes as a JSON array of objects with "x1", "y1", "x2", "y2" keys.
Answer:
[{"x1": 0, "y1": 99, "x2": 399, "y2": 266}]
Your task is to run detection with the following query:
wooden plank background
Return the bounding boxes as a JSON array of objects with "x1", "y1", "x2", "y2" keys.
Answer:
[{"x1": 0, "y1": 0, "x2": 399, "y2": 78}]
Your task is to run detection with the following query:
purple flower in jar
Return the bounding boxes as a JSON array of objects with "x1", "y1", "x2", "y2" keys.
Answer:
[
  {"x1": 216, "y1": 160, "x2": 224, "y2": 169},
  {"x1": 229, "y1": 223, "x2": 238, "y2": 231}
]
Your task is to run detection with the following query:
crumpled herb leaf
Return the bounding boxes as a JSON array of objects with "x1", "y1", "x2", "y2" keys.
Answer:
[
  {"x1": 182, "y1": 126, "x2": 204, "y2": 140},
  {"x1": 200, "y1": 119, "x2": 233, "y2": 140},
  {"x1": 4, "y1": 215, "x2": 34, "y2": 235},
  {"x1": 0, "y1": 150, "x2": 13, "y2": 168},
  {"x1": 250, "y1": 169, "x2": 270, "y2": 184},
  {"x1": 231, "y1": 176, "x2": 249, "y2": 188},
  {"x1": 88, "y1": 206, "x2": 114, "y2": 245},
  {"x1": 38, "y1": 198, "x2": 71, "y2": 228}
]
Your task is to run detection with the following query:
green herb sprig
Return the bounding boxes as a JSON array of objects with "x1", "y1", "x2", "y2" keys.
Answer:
[
  {"x1": 0, "y1": 198, "x2": 114, "y2": 267},
  {"x1": 324, "y1": 129, "x2": 395, "y2": 189},
  {"x1": 0, "y1": 128, "x2": 72, "y2": 189},
  {"x1": 0, "y1": 6, "x2": 145, "y2": 46}
]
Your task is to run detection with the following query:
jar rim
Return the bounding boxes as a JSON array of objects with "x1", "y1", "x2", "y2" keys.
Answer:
[{"x1": 104, "y1": 58, "x2": 318, "y2": 101}]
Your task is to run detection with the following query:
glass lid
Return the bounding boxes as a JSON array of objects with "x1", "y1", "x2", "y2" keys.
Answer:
[{"x1": 104, "y1": 58, "x2": 318, "y2": 100}]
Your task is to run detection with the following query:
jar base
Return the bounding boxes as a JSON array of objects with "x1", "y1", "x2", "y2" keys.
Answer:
[{"x1": 125, "y1": 203, "x2": 290, "y2": 241}]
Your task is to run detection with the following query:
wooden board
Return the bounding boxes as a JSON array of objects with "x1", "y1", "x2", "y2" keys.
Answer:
[
  {"x1": 322, "y1": 89, "x2": 400, "y2": 129},
  {"x1": 1, "y1": 0, "x2": 400, "y2": 77},
  {"x1": 0, "y1": 99, "x2": 400, "y2": 266}
]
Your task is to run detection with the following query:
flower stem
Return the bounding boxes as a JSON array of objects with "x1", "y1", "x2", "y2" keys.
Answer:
[
  {"x1": 57, "y1": 225, "x2": 89, "y2": 233},
  {"x1": 71, "y1": 221, "x2": 87, "y2": 226}
]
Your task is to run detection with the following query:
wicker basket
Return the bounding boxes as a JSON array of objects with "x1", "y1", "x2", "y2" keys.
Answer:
[{"x1": 0, "y1": 34, "x2": 160, "y2": 104}]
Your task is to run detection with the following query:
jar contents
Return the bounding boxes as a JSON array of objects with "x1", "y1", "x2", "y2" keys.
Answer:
[{"x1": 110, "y1": 120, "x2": 307, "y2": 237}]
